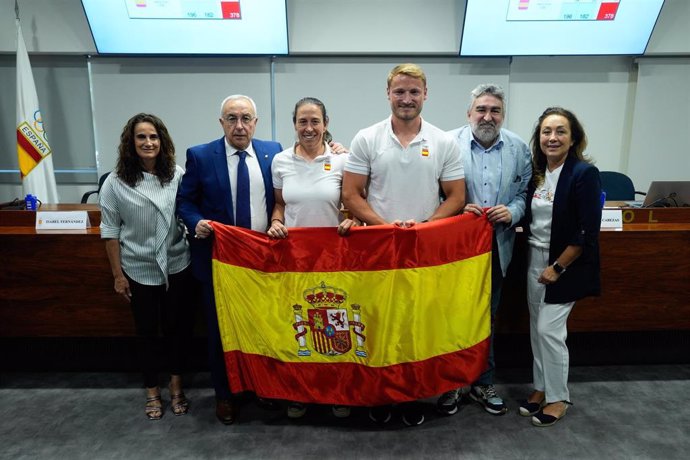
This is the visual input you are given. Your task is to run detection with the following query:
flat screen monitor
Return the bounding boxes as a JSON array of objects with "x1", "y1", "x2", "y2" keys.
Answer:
[
  {"x1": 460, "y1": 0, "x2": 665, "y2": 56},
  {"x1": 642, "y1": 181, "x2": 690, "y2": 208},
  {"x1": 81, "y1": 0, "x2": 288, "y2": 55}
]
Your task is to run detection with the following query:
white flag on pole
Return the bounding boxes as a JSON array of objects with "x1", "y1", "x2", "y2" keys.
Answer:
[{"x1": 16, "y1": 19, "x2": 59, "y2": 204}]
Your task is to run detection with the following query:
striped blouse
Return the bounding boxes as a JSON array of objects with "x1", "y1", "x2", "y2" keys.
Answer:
[{"x1": 99, "y1": 165, "x2": 190, "y2": 286}]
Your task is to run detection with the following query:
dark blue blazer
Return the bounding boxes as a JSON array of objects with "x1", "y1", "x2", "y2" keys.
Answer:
[
  {"x1": 526, "y1": 155, "x2": 602, "y2": 303},
  {"x1": 176, "y1": 136, "x2": 282, "y2": 282}
]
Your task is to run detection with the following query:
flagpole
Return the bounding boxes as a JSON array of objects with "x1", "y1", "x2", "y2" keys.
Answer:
[{"x1": 15, "y1": 0, "x2": 60, "y2": 203}]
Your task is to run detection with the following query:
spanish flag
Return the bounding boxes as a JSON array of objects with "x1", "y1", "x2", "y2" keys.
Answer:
[{"x1": 212, "y1": 214, "x2": 492, "y2": 406}]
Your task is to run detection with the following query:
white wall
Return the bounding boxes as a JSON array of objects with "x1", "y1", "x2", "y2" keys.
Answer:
[
  {"x1": 0, "y1": 0, "x2": 95, "y2": 54},
  {"x1": 627, "y1": 58, "x2": 690, "y2": 192},
  {"x1": 507, "y1": 56, "x2": 635, "y2": 173},
  {"x1": 287, "y1": 0, "x2": 462, "y2": 55},
  {"x1": 645, "y1": 0, "x2": 690, "y2": 56},
  {"x1": 88, "y1": 57, "x2": 275, "y2": 176}
]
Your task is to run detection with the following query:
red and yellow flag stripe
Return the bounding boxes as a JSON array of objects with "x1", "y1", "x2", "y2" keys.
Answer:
[
  {"x1": 16, "y1": 122, "x2": 46, "y2": 178},
  {"x1": 212, "y1": 214, "x2": 493, "y2": 406}
]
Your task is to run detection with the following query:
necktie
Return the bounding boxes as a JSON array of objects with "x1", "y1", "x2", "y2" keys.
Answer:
[{"x1": 235, "y1": 150, "x2": 251, "y2": 229}]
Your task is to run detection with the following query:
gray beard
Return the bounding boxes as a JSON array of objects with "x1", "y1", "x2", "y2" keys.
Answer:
[{"x1": 472, "y1": 125, "x2": 499, "y2": 146}]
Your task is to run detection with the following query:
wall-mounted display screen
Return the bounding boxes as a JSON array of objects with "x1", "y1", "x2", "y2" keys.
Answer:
[
  {"x1": 460, "y1": 0, "x2": 665, "y2": 56},
  {"x1": 81, "y1": 0, "x2": 288, "y2": 55}
]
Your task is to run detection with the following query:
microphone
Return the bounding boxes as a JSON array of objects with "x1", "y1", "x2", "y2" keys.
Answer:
[
  {"x1": 0, "y1": 198, "x2": 24, "y2": 210},
  {"x1": 643, "y1": 192, "x2": 677, "y2": 208}
]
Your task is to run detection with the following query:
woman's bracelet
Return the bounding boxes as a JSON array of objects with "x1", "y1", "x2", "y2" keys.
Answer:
[{"x1": 271, "y1": 218, "x2": 284, "y2": 225}]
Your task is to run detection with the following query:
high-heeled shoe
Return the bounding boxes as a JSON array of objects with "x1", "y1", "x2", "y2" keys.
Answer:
[
  {"x1": 145, "y1": 395, "x2": 163, "y2": 420},
  {"x1": 169, "y1": 384, "x2": 189, "y2": 416},
  {"x1": 531, "y1": 401, "x2": 572, "y2": 427}
]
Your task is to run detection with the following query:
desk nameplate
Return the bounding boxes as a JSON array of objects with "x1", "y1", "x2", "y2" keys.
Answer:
[
  {"x1": 0, "y1": 204, "x2": 101, "y2": 227},
  {"x1": 601, "y1": 209, "x2": 623, "y2": 230},
  {"x1": 36, "y1": 211, "x2": 90, "y2": 230}
]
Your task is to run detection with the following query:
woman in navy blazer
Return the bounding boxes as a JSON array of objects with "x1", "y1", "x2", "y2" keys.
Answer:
[{"x1": 520, "y1": 107, "x2": 602, "y2": 427}]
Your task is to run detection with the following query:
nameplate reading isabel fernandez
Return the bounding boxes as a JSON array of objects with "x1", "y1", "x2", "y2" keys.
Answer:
[{"x1": 36, "y1": 211, "x2": 90, "y2": 230}]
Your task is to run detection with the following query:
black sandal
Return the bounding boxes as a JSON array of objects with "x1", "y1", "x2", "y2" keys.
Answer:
[
  {"x1": 531, "y1": 401, "x2": 572, "y2": 427},
  {"x1": 519, "y1": 398, "x2": 545, "y2": 416}
]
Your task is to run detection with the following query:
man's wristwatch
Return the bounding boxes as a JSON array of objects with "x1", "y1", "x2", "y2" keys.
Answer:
[{"x1": 552, "y1": 261, "x2": 566, "y2": 274}]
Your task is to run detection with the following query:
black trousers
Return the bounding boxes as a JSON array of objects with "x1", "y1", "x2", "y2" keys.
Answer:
[{"x1": 125, "y1": 267, "x2": 195, "y2": 388}]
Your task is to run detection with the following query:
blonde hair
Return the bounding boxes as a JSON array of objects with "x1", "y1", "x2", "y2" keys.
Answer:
[{"x1": 387, "y1": 63, "x2": 427, "y2": 88}]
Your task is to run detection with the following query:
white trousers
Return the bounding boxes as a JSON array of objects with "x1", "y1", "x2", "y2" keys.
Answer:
[{"x1": 526, "y1": 244, "x2": 575, "y2": 403}]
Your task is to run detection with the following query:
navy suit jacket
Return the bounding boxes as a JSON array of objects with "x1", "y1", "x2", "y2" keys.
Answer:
[
  {"x1": 177, "y1": 136, "x2": 282, "y2": 282},
  {"x1": 526, "y1": 155, "x2": 602, "y2": 303}
]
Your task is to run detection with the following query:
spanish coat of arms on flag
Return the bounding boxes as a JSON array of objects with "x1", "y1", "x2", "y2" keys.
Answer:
[{"x1": 212, "y1": 214, "x2": 492, "y2": 406}]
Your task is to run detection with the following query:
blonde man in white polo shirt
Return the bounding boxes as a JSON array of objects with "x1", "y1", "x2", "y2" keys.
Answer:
[{"x1": 342, "y1": 63, "x2": 466, "y2": 426}]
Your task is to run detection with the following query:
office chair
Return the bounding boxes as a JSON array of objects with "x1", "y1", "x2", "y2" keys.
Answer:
[
  {"x1": 599, "y1": 171, "x2": 646, "y2": 201},
  {"x1": 80, "y1": 172, "x2": 111, "y2": 203}
]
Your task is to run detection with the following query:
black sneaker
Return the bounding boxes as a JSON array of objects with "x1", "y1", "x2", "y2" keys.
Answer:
[
  {"x1": 368, "y1": 405, "x2": 392, "y2": 424},
  {"x1": 401, "y1": 402, "x2": 425, "y2": 427},
  {"x1": 256, "y1": 397, "x2": 281, "y2": 411},
  {"x1": 469, "y1": 385, "x2": 507, "y2": 415},
  {"x1": 436, "y1": 388, "x2": 461, "y2": 415},
  {"x1": 331, "y1": 405, "x2": 351, "y2": 418},
  {"x1": 286, "y1": 402, "x2": 307, "y2": 419}
]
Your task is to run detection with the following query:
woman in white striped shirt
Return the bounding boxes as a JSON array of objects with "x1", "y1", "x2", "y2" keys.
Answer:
[{"x1": 100, "y1": 113, "x2": 193, "y2": 420}]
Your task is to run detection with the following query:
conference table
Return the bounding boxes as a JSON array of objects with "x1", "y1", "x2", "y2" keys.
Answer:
[
  {"x1": 1, "y1": 204, "x2": 689, "y2": 340},
  {"x1": 0, "y1": 204, "x2": 135, "y2": 338}
]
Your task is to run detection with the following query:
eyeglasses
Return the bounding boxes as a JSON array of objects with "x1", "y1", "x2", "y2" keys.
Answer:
[{"x1": 223, "y1": 115, "x2": 256, "y2": 126}]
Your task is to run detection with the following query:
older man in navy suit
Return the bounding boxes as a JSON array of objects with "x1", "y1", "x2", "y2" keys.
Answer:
[{"x1": 177, "y1": 94, "x2": 282, "y2": 425}]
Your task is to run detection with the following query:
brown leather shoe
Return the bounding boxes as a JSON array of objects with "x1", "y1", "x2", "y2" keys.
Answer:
[{"x1": 216, "y1": 399, "x2": 237, "y2": 425}]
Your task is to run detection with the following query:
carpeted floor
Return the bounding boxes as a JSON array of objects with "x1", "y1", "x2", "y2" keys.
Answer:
[{"x1": 2, "y1": 364, "x2": 689, "y2": 459}]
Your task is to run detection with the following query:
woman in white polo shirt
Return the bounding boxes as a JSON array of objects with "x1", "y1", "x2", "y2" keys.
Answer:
[
  {"x1": 267, "y1": 97, "x2": 357, "y2": 419},
  {"x1": 100, "y1": 113, "x2": 193, "y2": 420},
  {"x1": 268, "y1": 97, "x2": 357, "y2": 238}
]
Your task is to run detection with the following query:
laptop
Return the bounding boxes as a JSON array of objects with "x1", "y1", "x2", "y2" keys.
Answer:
[{"x1": 642, "y1": 181, "x2": 690, "y2": 208}]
